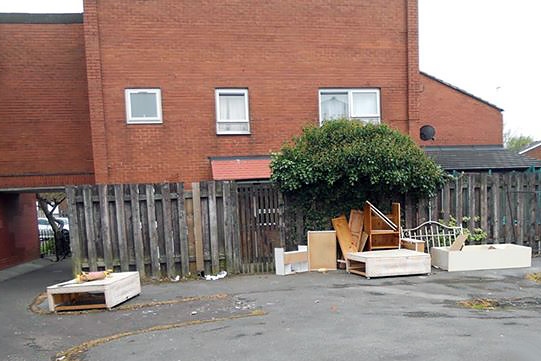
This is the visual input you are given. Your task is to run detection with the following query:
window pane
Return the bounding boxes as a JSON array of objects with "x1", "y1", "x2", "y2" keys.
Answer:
[
  {"x1": 217, "y1": 122, "x2": 249, "y2": 133},
  {"x1": 130, "y1": 92, "x2": 158, "y2": 118},
  {"x1": 219, "y1": 94, "x2": 246, "y2": 121},
  {"x1": 320, "y1": 92, "x2": 348, "y2": 120},
  {"x1": 351, "y1": 92, "x2": 378, "y2": 117}
]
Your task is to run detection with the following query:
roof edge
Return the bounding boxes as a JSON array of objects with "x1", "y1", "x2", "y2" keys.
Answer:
[
  {"x1": 519, "y1": 141, "x2": 541, "y2": 155},
  {"x1": 420, "y1": 71, "x2": 504, "y2": 112},
  {"x1": 424, "y1": 144, "x2": 504, "y2": 151},
  {"x1": 0, "y1": 13, "x2": 83, "y2": 24}
]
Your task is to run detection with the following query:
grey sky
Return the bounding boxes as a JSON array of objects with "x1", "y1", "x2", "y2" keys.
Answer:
[{"x1": 2, "y1": 0, "x2": 539, "y2": 141}]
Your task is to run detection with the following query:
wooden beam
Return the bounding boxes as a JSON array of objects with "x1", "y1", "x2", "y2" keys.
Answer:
[{"x1": 192, "y1": 182, "x2": 205, "y2": 272}]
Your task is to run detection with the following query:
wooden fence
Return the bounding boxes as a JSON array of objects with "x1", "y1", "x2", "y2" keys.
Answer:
[
  {"x1": 66, "y1": 172, "x2": 541, "y2": 278},
  {"x1": 66, "y1": 182, "x2": 246, "y2": 279},
  {"x1": 404, "y1": 172, "x2": 541, "y2": 248},
  {"x1": 282, "y1": 172, "x2": 541, "y2": 251}
]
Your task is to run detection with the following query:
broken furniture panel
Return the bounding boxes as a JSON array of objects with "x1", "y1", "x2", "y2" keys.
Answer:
[
  {"x1": 332, "y1": 215, "x2": 359, "y2": 255},
  {"x1": 363, "y1": 201, "x2": 400, "y2": 251},
  {"x1": 348, "y1": 209, "x2": 364, "y2": 251},
  {"x1": 431, "y1": 244, "x2": 531, "y2": 272},
  {"x1": 346, "y1": 249, "x2": 431, "y2": 278},
  {"x1": 47, "y1": 272, "x2": 141, "y2": 312},
  {"x1": 307, "y1": 231, "x2": 337, "y2": 271},
  {"x1": 275, "y1": 246, "x2": 308, "y2": 275}
]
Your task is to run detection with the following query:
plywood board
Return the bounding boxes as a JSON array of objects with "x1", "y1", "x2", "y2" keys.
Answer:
[
  {"x1": 431, "y1": 244, "x2": 532, "y2": 272},
  {"x1": 348, "y1": 210, "x2": 363, "y2": 250},
  {"x1": 359, "y1": 232, "x2": 369, "y2": 252},
  {"x1": 449, "y1": 234, "x2": 467, "y2": 251},
  {"x1": 308, "y1": 231, "x2": 337, "y2": 271},
  {"x1": 332, "y1": 215, "x2": 357, "y2": 256}
]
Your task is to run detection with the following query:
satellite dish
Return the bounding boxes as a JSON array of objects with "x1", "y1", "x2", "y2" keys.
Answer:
[{"x1": 420, "y1": 125, "x2": 436, "y2": 141}]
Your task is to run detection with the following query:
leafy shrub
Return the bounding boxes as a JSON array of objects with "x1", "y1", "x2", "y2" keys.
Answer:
[
  {"x1": 271, "y1": 119, "x2": 447, "y2": 229},
  {"x1": 440, "y1": 216, "x2": 488, "y2": 244}
]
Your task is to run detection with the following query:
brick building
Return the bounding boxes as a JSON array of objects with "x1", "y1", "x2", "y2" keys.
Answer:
[
  {"x1": 519, "y1": 141, "x2": 541, "y2": 160},
  {"x1": 0, "y1": 1, "x2": 529, "y2": 269}
]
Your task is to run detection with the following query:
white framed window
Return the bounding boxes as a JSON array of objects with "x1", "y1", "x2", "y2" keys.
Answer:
[
  {"x1": 319, "y1": 88, "x2": 380, "y2": 125},
  {"x1": 215, "y1": 89, "x2": 250, "y2": 135},
  {"x1": 125, "y1": 88, "x2": 163, "y2": 124}
]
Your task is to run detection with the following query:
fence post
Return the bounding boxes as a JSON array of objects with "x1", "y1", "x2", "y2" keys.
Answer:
[
  {"x1": 161, "y1": 184, "x2": 176, "y2": 278},
  {"x1": 98, "y1": 185, "x2": 114, "y2": 270},
  {"x1": 66, "y1": 186, "x2": 81, "y2": 275},
  {"x1": 208, "y1": 181, "x2": 220, "y2": 274},
  {"x1": 192, "y1": 182, "x2": 205, "y2": 273},
  {"x1": 82, "y1": 185, "x2": 97, "y2": 271},
  {"x1": 129, "y1": 184, "x2": 146, "y2": 278},
  {"x1": 114, "y1": 184, "x2": 129, "y2": 272},
  {"x1": 146, "y1": 184, "x2": 161, "y2": 277}
]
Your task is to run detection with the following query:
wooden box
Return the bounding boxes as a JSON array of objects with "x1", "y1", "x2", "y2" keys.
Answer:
[
  {"x1": 275, "y1": 246, "x2": 308, "y2": 275},
  {"x1": 401, "y1": 238, "x2": 425, "y2": 253},
  {"x1": 431, "y1": 244, "x2": 532, "y2": 272},
  {"x1": 47, "y1": 272, "x2": 141, "y2": 312},
  {"x1": 346, "y1": 249, "x2": 431, "y2": 278}
]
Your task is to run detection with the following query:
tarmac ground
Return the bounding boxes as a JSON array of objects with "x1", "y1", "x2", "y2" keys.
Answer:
[{"x1": 1, "y1": 256, "x2": 541, "y2": 361}]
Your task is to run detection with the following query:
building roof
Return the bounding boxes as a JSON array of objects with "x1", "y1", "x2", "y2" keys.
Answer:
[
  {"x1": 518, "y1": 140, "x2": 541, "y2": 155},
  {"x1": 0, "y1": 13, "x2": 83, "y2": 24},
  {"x1": 210, "y1": 155, "x2": 271, "y2": 181},
  {"x1": 420, "y1": 72, "x2": 504, "y2": 112},
  {"x1": 424, "y1": 145, "x2": 541, "y2": 171}
]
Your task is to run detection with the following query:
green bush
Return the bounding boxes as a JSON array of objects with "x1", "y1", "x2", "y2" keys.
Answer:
[
  {"x1": 271, "y1": 119, "x2": 447, "y2": 229},
  {"x1": 439, "y1": 216, "x2": 488, "y2": 244}
]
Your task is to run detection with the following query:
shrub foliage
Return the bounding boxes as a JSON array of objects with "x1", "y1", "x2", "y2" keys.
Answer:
[{"x1": 270, "y1": 119, "x2": 447, "y2": 229}]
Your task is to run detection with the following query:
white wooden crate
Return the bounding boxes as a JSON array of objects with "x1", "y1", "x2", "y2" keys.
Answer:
[
  {"x1": 431, "y1": 244, "x2": 532, "y2": 272},
  {"x1": 346, "y1": 249, "x2": 431, "y2": 278},
  {"x1": 275, "y1": 246, "x2": 308, "y2": 275},
  {"x1": 47, "y1": 272, "x2": 141, "y2": 311}
]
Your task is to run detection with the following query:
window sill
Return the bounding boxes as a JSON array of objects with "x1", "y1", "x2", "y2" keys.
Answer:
[
  {"x1": 126, "y1": 120, "x2": 164, "y2": 125},
  {"x1": 216, "y1": 131, "x2": 251, "y2": 136}
]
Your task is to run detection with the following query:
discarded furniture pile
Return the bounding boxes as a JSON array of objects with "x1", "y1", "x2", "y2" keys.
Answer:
[{"x1": 275, "y1": 200, "x2": 532, "y2": 278}]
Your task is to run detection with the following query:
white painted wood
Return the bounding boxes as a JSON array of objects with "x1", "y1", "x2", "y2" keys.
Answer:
[
  {"x1": 47, "y1": 272, "x2": 141, "y2": 311},
  {"x1": 346, "y1": 249, "x2": 431, "y2": 278},
  {"x1": 274, "y1": 246, "x2": 308, "y2": 275},
  {"x1": 431, "y1": 244, "x2": 532, "y2": 272}
]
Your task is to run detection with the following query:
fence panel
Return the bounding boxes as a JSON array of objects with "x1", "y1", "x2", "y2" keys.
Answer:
[
  {"x1": 404, "y1": 172, "x2": 541, "y2": 251},
  {"x1": 66, "y1": 181, "x2": 242, "y2": 278}
]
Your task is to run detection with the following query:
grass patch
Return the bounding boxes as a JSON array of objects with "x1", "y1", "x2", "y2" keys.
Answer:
[
  {"x1": 457, "y1": 298, "x2": 499, "y2": 310},
  {"x1": 526, "y1": 272, "x2": 541, "y2": 283}
]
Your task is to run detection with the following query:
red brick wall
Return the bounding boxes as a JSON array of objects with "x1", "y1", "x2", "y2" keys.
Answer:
[
  {"x1": 0, "y1": 23, "x2": 94, "y2": 189},
  {"x1": 85, "y1": 0, "x2": 414, "y2": 184},
  {"x1": 419, "y1": 73, "x2": 503, "y2": 146},
  {"x1": 523, "y1": 147, "x2": 541, "y2": 160},
  {"x1": 0, "y1": 193, "x2": 39, "y2": 270}
]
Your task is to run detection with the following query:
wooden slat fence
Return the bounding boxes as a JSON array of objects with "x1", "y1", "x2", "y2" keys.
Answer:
[
  {"x1": 404, "y1": 172, "x2": 541, "y2": 250},
  {"x1": 66, "y1": 172, "x2": 541, "y2": 278},
  {"x1": 66, "y1": 181, "x2": 242, "y2": 279}
]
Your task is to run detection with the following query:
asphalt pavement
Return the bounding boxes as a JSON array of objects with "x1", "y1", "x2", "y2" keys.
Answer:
[{"x1": 1, "y1": 256, "x2": 541, "y2": 361}]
